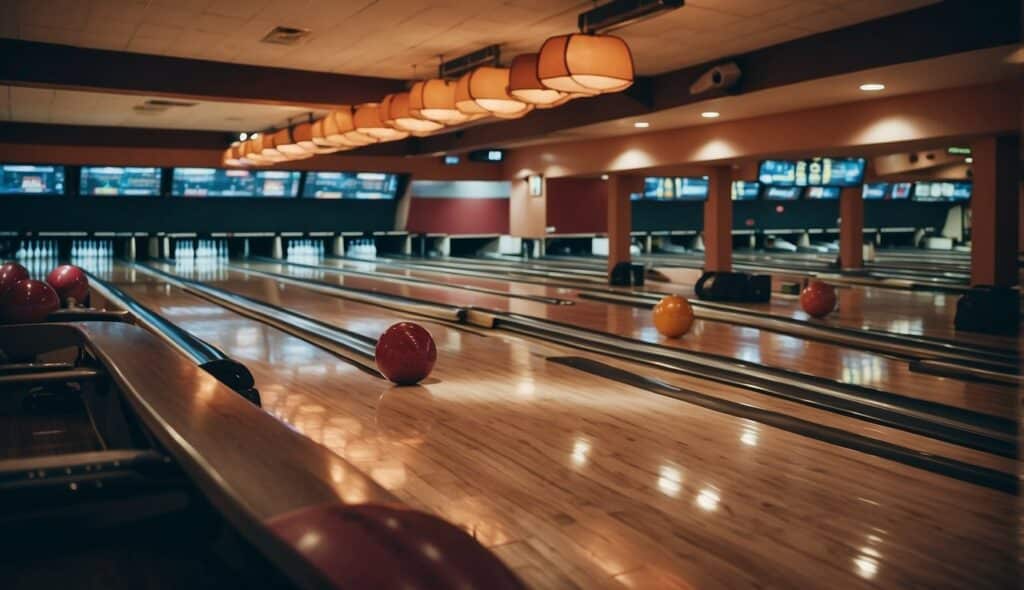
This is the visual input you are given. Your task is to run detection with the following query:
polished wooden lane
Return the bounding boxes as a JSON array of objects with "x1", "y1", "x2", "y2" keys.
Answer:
[
  {"x1": 99, "y1": 263, "x2": 1015, "y2": 590},
  {"x1": 234, "y1": 260, "x2": 1017, "y2": 420}
]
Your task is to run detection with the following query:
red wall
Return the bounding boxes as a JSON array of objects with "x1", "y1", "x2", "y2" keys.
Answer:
[
  {"x1": 546, "y1": 178, "x2": 608, "y2": 233},
  {"x1": 406, "y1": 197, "x2": 509, "y2": 234}
]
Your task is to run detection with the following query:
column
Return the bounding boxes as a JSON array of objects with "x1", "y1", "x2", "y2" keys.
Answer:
[
  {"x1": 606, "y1": 175, "x2": 642, "y2": 276},
  {"x1": 703, "y1": 166, "x2": 733, "y2": 272},
  {"x1": 839, "y1": 186, "x2": 864, "y2": 271},
  {"x1": 969, "y1": 135, "x2": 1020, "y2": 286}
]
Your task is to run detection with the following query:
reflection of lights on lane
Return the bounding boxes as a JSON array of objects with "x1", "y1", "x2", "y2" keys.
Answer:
[
  {"x1": 740, "y1": 429, "x2": 758, "y2": 446},
  {"x1": 517, "y1": 380, "x2": 536, "y2": 398},
  {"x1": 657, "y1": 465, "x2": 683, "y2": 497},
  {"x1": 853, "y1": 555, "x2": 879, "y2": 579},
  {"x1": 695, "y1": 488, "x2": 720, "y2": 511},
  {"x1": 571, "y1": 438, "x2": 590, "y2": 467}
]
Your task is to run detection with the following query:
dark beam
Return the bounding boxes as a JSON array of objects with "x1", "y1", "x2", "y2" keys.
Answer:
[
  {"x1": 0, "y1": 122, "x2": 408, "y2": 157},
  {"x1": 0, "y1": 40, "x2": 406, "y2": 109},
  {"x1": 415, "y1": 0, "x2": 1020, "y2": 155}
]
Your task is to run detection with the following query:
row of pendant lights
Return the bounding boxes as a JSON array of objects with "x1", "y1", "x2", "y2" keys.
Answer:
[{"x1": 223, "y1": 33, "x2": 634, "y2": 167}]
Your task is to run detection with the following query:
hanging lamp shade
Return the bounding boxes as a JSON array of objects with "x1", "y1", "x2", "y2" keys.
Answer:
[
  {"x1": 273, "y1": 128, "x2": 308, "y2": 158},
  {"x1": 383, "y1": 92, "x2": 444, "y2": 133},
  {"x1": 455, "y1": 72, "x2": 488, "y2": 116},
  {"x1": 311, "y1": 118, "x2": 353, "y2": 148},
  {"x1": 508, "y1": 53, "x2": 569, "y2": 107},
  {"x1": 491, "y1": 103, "x2": 535, "y2": 119},
  {"x1": 353, "y1": 102, "x2": 409, "y2": 141},
  {"x1": 537, "y1": 33, "x2": 633, "y2": 94},
  {"x1": 409, "y1": 79, "x2": 468, "y2": 123},
  {"x1": 459, "y1": 67, "x2": 529, "y2": 116},
  {"x1": 256, "y1": 133, "x2": 288, "y2": 162},
  {"x1": 329, "y1": 107, "x2": 378, "y2": 146},
  {"x1": 241, "y1": 137, "x2": 271, "y2": 165},
  {"x1": 222, "y1": 143, "x2": 245, "y2": 167},
  {"x1": 293, "y1": 121, "x2": 343, "y2": 154}
]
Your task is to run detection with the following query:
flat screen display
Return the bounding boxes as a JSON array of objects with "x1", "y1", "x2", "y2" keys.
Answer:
[
  {"x1": 804, "y1": 186, "x2": 840, "y2": 200},
  {"x1": 0, "y1": 164, "x2": 65, "y2": 195},
  {"x1": 641, "y1": 176, "x2": 709, "y2": 201},
  {"x1": 759, "y1": 157, "x2": 866, "y2": 187},
  {"x1": 763, "y1": 185, "x2": 801, "y2": 200},
  {"x1": 731, "y1": 181, "x2": 760, "y2": 201},
  {"x1": 913, "y1": 181, "x2": 972, "y2": 202},
  {"x1": 254, "y1": 170, "x2": 300, "y2": 197},
  {"x1": 302, "y1": 172, "x2": 399, "y2": 199},
  {"x1": 890, "y1": 182, "x2": 912, "y2": 200},
  {"x1": 862, "y1": 183, "x2": 890, "y2": 200},
  {"x1": 172, "y1": 168, "x2": 257, "y2": 197},
  {"x1": 80, "y1": 166, "x2": 162, "y2": 196}
]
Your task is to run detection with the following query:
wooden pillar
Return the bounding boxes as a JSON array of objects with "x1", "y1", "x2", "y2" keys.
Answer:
[
  {"x1": 969, "y1": 135, "x2": 1020, "y2": 286},
  {"x1": 510, "y1": 175, "x2": 547, "y2": 238},
  {"x1": 703, "y1": 166, "x2": 733, "y2": 272},
  {"x1": 606, "y1": 175, "x2": 641, "y2": 275},
  {"x1": 839, "y1": 186, "x2": 864, "y2": 270}
]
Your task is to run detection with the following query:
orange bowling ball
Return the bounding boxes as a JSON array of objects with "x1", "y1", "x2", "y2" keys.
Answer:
[
  {"x1": 652, "y1": 294, "x2": 694, "y2": 338},
  {"x1": 800, "y1": 280, "x2": 837, "y2": 318}
]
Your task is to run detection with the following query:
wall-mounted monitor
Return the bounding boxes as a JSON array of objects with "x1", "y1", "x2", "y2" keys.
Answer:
[
  {"x1": 0, "y1": 164, "x2": 65, "y2": 195},
  {"x1": 80, "y1": 166, "x2": 162, "y2": 196},
  {"x1": 890, "y1": 182, "x2": 912, "y2": 200},
  {"x1": 641, "y1": 176, "x2": 709, "y2": 201},
  {"x1": 762, "y1": 185, "x2": 801, "y2": 200},
  {"x1": 302, "y1": 172, "x2": 399, "y2": 199},
  {"x1": 468, "y1": 149, "x2": 504, "y2": 163},
  {"x1": 862, "y1": 182, "x2": 890, "y2": 200},
  {"x1": 254, "y1": 170, "x2": 300, "y2": 197},
  {"x1": 731, "y1": 180, "x2": 760, "y2": 201},
  {"x1": 913, "y1": 181, "x2": 972, "y2": 202},
  {"x1": 759, "y1": 157, "x2": 866, "y2": 187},
  {"x1": 172, "y1": 168, "x2": 257, "y2": 197},
  {"x1": 804, "y1": 186, "x2": 840, "y2": 200}
]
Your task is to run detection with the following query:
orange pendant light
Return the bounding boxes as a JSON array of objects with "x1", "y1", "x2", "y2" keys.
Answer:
[
  {"x1": 331, "y1": 107, "x2": 378, "y2": 146},
  {"x1": 311, "y1": 118, "x2": 355, "y2": 148},
  {"x1": 382, "y1": 92, "x2": 445, "y2": 133},
  {"x1": 239, "y1": 139, "x2": 269, "y2": 166},
  {"x1": 222, "y1": 143, "x2": 245, "y2": 167},
  {"x1": 409, "y1": 79, "x2": 468, "y2": 123},
  {"x1": 353, "y1": 102, "x2": 410, "y2": 141},
  {"x1": 255, "y1": 133, "x2": 288, "y2": 162},
  {"x1": 274, "y1": 127, "x2": 310, "y2": 158},
  {"x1": 454, "y1": 72, "x2": 489, "y2": 116},
  {"x1": 294, "y1": 121, "x2": 344, "y2": 154},
  {"x1": 458, "y1": 67, "x2": 530, "y2": 117},
  {"x1": 537, "y1": 33, "x2": 633, "y2": 94},
  {"x1": 508, "y1": 53, "x2": 569, "y2": 108}
]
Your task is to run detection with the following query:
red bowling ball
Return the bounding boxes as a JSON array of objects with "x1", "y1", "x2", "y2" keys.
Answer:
[
  {"x1": 800, "y1": 280, "x2": 837, "y2": 318},
  {"x1": 375, "y1": 322, "x2": 437, "y2": 385},
  {"x1": 0, "y1": 262, "x2": 30, "y2": 298},
  {"x1": 0, "y1": 279, "x2": 60, "y2": 324},
  {"x1": 46, "y1": 264, "x2": 89, "y2": 306}
]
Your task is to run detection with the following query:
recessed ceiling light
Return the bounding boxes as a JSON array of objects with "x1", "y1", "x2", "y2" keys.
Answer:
[
  {"x1": 965, "y1": 157, "x2": 973, "y2": 164},
  {"x1": 600, "y1": 174, "x2": 609, "y2": 180},
  {"x1": 238, "y1": 132, "x2": 248, "y2": 141},
  {"x1": 859, "y1": 83, "x2": 885, "y2": 92},
  {"x1": 701, "y1": 111, "x2": 720, "y2": 118},
  {"x1": 634, "y1": 121, "x2": 650, "y2": 128}
]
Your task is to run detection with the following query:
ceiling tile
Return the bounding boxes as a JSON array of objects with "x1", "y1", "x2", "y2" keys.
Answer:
[
  {"x1": 18, "y1": 0, "x2": 90, "y2": 31},
  {"x1": 89, "y1": 0, "x2": 148, "y2": 26}
]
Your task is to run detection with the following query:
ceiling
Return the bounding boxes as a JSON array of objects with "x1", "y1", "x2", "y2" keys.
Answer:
[
  {"x1": 0, "y1": 85, "x2": 328, "y2": 131},
  {"x1": 2, "y1": 0, "x2": 938, "y2": 79},
  {"x1": 533, "y1": 45, "x2": 1022, "y2": 146}
]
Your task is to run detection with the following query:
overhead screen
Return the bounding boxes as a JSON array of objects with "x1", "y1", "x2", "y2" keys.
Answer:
[
  {"x1": 80, "y1": 166, "x2": 162, "y2": 196},
  {"x1": 172, "y1": 168, "x2": 300, "y2": 197},
  {"x1": 762, "y1": 185, "x2": 801, "y2": 200},
  {"x1": 890, "y1": 182, "x2": 912, "y2": 200},
  {"x1": 1, "y1": 164, "x2": 65, "y2": 195},
  {"x1": 804, "y1": 186, "x2": 840, "y2": 200},
  {"x1": 913, "y1": 181, "x2": 972, "y2": 202},
  {"x1": 638, "y1": 176, "x2": 709, "y2": 201},
  {"x1": 303, "y1": 172, "x2": 399, "y2": 199},
  {"x1": 759, "y1": 157, "x2": 866, "y2": 187},
  {"x1": 862, "y1": 182, "x2": 889, "y2": 200},
  {"x1": 731, "y1": 181, "x2": 760, "y2": 201}
]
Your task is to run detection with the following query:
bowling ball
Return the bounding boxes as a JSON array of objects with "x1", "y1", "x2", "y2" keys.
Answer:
[
  {"x1": 800, "y1": 280, "x2": 837, "y2": 318},
  {"x1": 0, "y1": 279, "x2": 60, "y2": 324},
  {"x1": 652, "y1": 294, "x2": 695, "y2": 338},
  {"x1": 375, "y1": 322, "x2": 437, "y2": 385},
  {"x1": 0, "y1": 262, "x2": 29, "y2": 298},
  {"x1": 46, "y1": 264, "x2": 89, "y2": 307}
]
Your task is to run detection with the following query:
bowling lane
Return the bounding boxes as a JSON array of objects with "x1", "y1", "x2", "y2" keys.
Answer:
[
  {"x1": 233, "y1": 260, "x2": 1016, "y2": 419},
  {"x1": 102, "y1": 263, "x2": 1014, "y2": 590},
  {"x1": 417, "y1": 256, "x2": 1016, "y2": 351}
]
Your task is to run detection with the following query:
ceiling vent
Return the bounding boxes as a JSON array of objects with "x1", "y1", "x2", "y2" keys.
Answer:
[{"x1": 261, "y1": 26, "x2": 312, "y2": 45}]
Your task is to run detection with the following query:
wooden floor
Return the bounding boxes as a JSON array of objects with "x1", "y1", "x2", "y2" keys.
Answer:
[{"x1": 98, "y1": 262, "x2": 1017, "y2": 590}]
